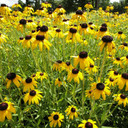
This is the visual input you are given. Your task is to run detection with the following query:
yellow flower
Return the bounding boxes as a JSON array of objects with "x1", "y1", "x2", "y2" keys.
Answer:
[
  {"x1": 105, "y1": 78, "x2": 115, "y2": 87},
  {"x1": 0, "y1": 33, "x2": 8, "y2": 45},
  {"x1": 78, "y1": 119, "x2": 98, "y2": 128},
  {"x1": 121, "y1": 55, "x2": 128, "y2": 65},
  {"x1": 17, "y1": 19, "x2": 26, "y2": 33},
  {"x1": 67, "y1": 68, "x2": 83, "y2": 84},
  {"x1": 55, "y1": 78, "x2": 63, "y2": 87},
  {"x1": 85, "y1": 64, "x2": 98, "y2": 74},
  {"x1": 53, "y1": 60, "x2": 65, "y2": 71},
  {"x1": 117, "y1": 31, "x2": 126, "y2": 40},
  {"x1": 53, "y1": 29, "x2": 64, "y2": 38},
  {"x1": 0, "y1": 101, "x2": 16, "y2": 122},
  {"x1": 6, "y1": 73, "x2": 22, "y2": 88},
  {"x1": 54, "y1": 5, "x2": 66, "y2": 14},
  {"x1": 65, "y1": 105, "x2": 78, "y2": 120},
  {"x1": 36, "y1": 72, "x2": 48, "y2": 81},
  {"x1": 12, "y1": 3, "x2": 22, "y2": 9},
  {"x1": 118, "y1": 42, "x2": 128, "y2": 52},
  {"x1": 73, "y1": 51, "x2": 94, "y2": 69},
  {"x1": 22, "y1": 77, "x2": 37, "y2": 92},
  {"x1": 84, "y1": 3, "x2": 93, "y2": 9},
  {"x1": 114, "y1": 73, "x2": 128, "y2": 91},
  {"x1": 24, "y1": 89, "x2": 43, "y2": 105},
  {"x1": 32, "y1": 35, "x2": 52, "y2": 51},
  {"x1": 64, "y1": 62, "x2": 73, "y2": 72},
  {"x1": 85, "y1": 90, "x2": 93, "y2": 98},
  {"x1": 48, "y1": 112, "x2": 64, "y2": 127},
  {"x1": 114, "y1": 94, "x2": 128, "y2": 107},
  {"x1": 113, "y1": 57, "x2": 124, "y2": 68},
  {"x1": 41, "y1": 2, "x2": 52, "y2": 8},
  {"x1": 17, "y1": 37, "x2": 24, "y2": 44},
  {"x1": 98, "y1": 35, "x2": 115, "y2": 52},
  {"x1": 66, "y1": 27, "x2": 82, "y2": 43},
  {"x1": 91, "y1": 82, "x2": 110, "y2": 100},
  {"x1": 26, "y1": 20, "x2": 37, "y2": 29},
  {"x1": 108, "y1": 70, "x2": 119, "y2": 79},
  {"x1": 79, "y1": 23, "x2": 88, "y2": 35}
]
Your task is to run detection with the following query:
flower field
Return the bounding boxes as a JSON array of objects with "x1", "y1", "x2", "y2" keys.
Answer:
[{"x1": 0, "y1": 2, "x2": 128, "y2": 128}]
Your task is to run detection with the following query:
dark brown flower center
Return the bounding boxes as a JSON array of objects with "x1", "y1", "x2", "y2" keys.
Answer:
[
  {"x1": 30, "y1": 90, "x2": 36, "y2": 96},
  {"x1": 118, "y1": 31, "x2": 123, "y2": 34},
  {"x1": 36, "y1": 35, "x2": 45, "y2": 41},
  {"x1": 76, "y1": 10, "x2": 83, "y2": 15},
  {"x1": 57, "y1": 5, "x2": 62, "y2": 8},
  {"x1": 109, "y1": 78, "x2": 114, "y2": 82},
  {"x1": 120, "y1": 94, "x2": 126, "y2": 99},
  {"x1": 89, "y1": 90, "x2": 92, "y2": 94},
  {"x1": 39, "y1": 7, "x2": 43, "y2": 10},
  {"x1": 80, "y1": 23, "x2": 88, "y2": 28},
  {"x1": 63, "y1": 19, "x2": 67, "y2": 22},
  {"x1": 32, "y1": 74, "x2": 36, "y2": 77},
  {"x1": 40, "y1": 73, "x2": 44, "y2": 76},
  {"x1": 32, "y1": 30, "x2": 35, "y2": 33},
  {"x1": 0, "y1": 16, "x2": 3, "y2": 18},
  {"x1": 90, "y1": 64, "x2": 94, "y2": 68},
  {"x1": 114, "y1": 71, "x2": 118, "y2": 75},
  {"x1": 72, "y1": 69, "x2": 79, "y2": 74},
  {"x1": 85, "y1": 122, "x2": 93, "y2": 128},
  {"x1": 37, "y1": 26, "x2": 41, "y2": 31},
  {"x1": 71, "y1": 107, "x2": 76, "y2": 112},
  {"x1": 53, "y1": 114, "x2": 59, "y2": 120},
  {"x1": 25, "y1": 35, "x2": 32, "y2": 40},
  {"x1": 19, "y1": 37, "x2": 24, "y2": 40},
  {"x1": 90, "y1": 27, "x2": 93, "y2": 30},
  {"x1": 40, "y1": 25, "x2": 48, "y2": 32},
  {"x1": 101, "y1": 23, "x2": 107, "y2": 28},
  {"x1": 58, "y1": 78, "x2": 61, "y2": 81},
  {"x1": 0, "y1": 103, "x2": 8, "y2": 111},
  {"x1": 100, "y1": 26, "x2": 107, "y2": 32},
  {"x1": 7, "y1": 73, "x2": 16, "y2": 80},
  {"x1": 56, "y1": 60, "x2": 62, "y2": 64},
  {"x1": 1, "y1": 4, "x2": 7, "y2": 7},
  {"x1": 49, "y1": 11, "x2": 52, "y2": 14},
  {"x1": 96, "y1": 83, "x2": 105, "y2": 90},
  {"x1": 26, "y1": 77, "x2": 32, "y2": 83},
  {"x1": 28, "y1": 20, "x2": 33, "y2": 22},
  {"x1": 56, "y1": 29, "x2": 61, "y2": 32},
  {"x1": 116, "y1": 57, "x2": 120, "y2": 61},
  {"x1": 122, "y1": 42, "x2": 127, "y2": 46},
  {"x1": 19, "y1": 19, "x2": 26, "y2": 25},
  {"x1": 66, "y1": 62, "x2": 70, "y2": 66},
  {"x1": 89, "y1": 22, "x2": 93, "y2": 25},
  {"x1": 122, "y1": 73, "x2": 128, "y2": 79},
  {"x1": 102, "y1": 35, "x2": 113, "y2": 43},
  {"x1": 70, "y1": 28, "x2": 77, "y2": 33},
  {"x1": 79, "y1": 51, "x2": 88, "y2": 58},
  {"x1": 126, "y1": 56, "x2": 128, "y2": 59}
]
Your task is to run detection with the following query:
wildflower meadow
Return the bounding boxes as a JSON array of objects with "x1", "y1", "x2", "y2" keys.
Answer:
[{"x1": 0, "y1": 2, "x2": 128, "y2": 128}]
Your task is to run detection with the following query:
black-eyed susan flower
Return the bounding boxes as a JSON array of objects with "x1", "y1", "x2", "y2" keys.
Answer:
[
  {"x1": 91, "y1": 82, "x2": 110, "y2": 100},
  {"x1": 66, "y1": 28, "x2": 82, "y2": 43},
  {"x1": 18, "y1": 37, "x2": 24, "y2": 44},
  {"x1": 117, "y1": 31, "x2": 126, "y2": 40},
  {"x1": 6, "y1": 73, "x2": 22, "y2": 88},
  {"x1": 73, "y1": 51, "x2": 94, "y2": 69},
  {"x1": 85, "y1": 64, "x2": 98, "y2": 74},
  {"x1": 121, "y1": 55, "x2": 128, "y2": 65},
  {"x1": 12, "y1": 3, "x2": 22, "y2": 9},
  {"x1": 54, "y1": 5, "x2": 66, "y2": 14},
  {"x1": 23, "y1": 5, "x2": 34, "y2": 16},
  {"x1": 113, "y1": 57, "x2": 124, "y2": 68},
  {"x1": 53, "y1": 60, "x2": 65, "y2": 71},
  {"x1": 0, "y1": 101, "x2": 16, "y2": 122},
  {"x1": 48, "y1": 112, "x2": 64, "y2": 127},
  {"x1": 72, "y1": 10, "x2": 86, "y2": 22},
  {"x1": 32, "y1": 35, "x2": 52, "y2": 51},
  {"x1": 98, "y1": 35, "x2": 115, "y2": 52},
  {"x1": 118, "y1": 42, "x2": 128, "y2": 52},
  {"x1": 41, "y1": 2, "x2": 51, "y2": 8},
  {"x1": 79, "y1": 23, "x2": 88, "y2": 35},
  {"x1": 108, "y1": 70, "x2": 119, "y2": 79},
  {"x1": 78, "y1": 119, "x2": 98, "y2": 128},
  {"x1": 0, "y1": 33, "x2": 8, "y2": 45},
  {"x1": 65, "y1": 105, "x2": 78, "y2": 120},
  {"x1": 26, "y1": 20, "x2": 37, "y2": 29},
  {"x1": 105, "y1": 78, "x2": 115, "y2": 87},
  {"x1": 64, "y1": 62, "x2": 73, "y2": 72},
  {"x1": 85, "y1": 90, "x2": 93, "y2": 98},
  {"x1": 24, "y1": 89, "x2": 42, "y2": 105},
  {"x1": 84, "y1": 3, "x2": 93, "y2": 9},
  {"x1": 22, "y1": 35, "x2": 34, "y2": 48},
  {"x1": 114, "y1": 94, "x2": 128, "y2": 107},
  {"x1": 96, "y1": 26, "x2": 108, "y2": 39},
  {"x1": 22, "y1": 77, "x2": 37, "y2": 92},
  {"x1": 55, "y1": 78, "x2": 62, "y2": 87},
  {"x1": 17, "y1": 19, "x2": 26, "y2": 33},
  {"x1": 114, "y1": 73, "x2": 128, "y2": 91},
  {"x1": 53, "y1": 29, "x2": 64, "y2": 38},
  {"x1": 36, "y1": 72, "x2": 48, "y2": 81},
  {"x1": 67, "y1": 68, "x2": 83, "y2": 84}
]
